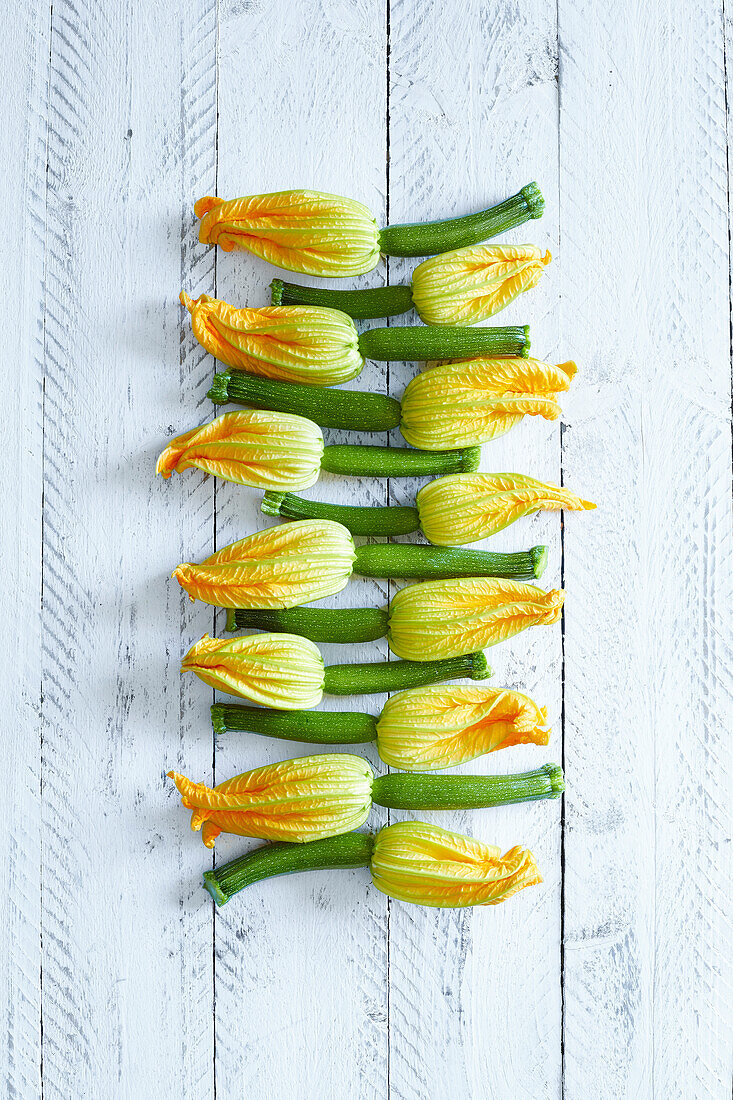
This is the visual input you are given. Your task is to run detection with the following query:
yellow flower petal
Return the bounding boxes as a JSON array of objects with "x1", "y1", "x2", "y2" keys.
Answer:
[
  {"x1": 376, "y1": 684, "x2": 550, "y2": 770},
  {"x1": 181, "y1": 632, "x2": 325, "y2": 709},
  {"x1": 400, "y1": 358, "x2": 577, "y2": 450},
  {"x1": 417, "y1": 472, "x2": 596, "y2": 545},
  {"x1": 411, "y1": 244, "x2": 551, "y2": 326},
  {"x1": 194, "y1": 191, "x2": 381, "y2": 277},
  {"x1": 370, "y1": 821, "x2": 542, "y2": 907},
  {"x1": 173, "y1": 519, "x2": 356, "y2": 609},
  {"x1": 168, "y1": 753, "x2": 373, "y2": 845},
  {"x1": 156, "y1": 410, "x2": 324, "y2": 491},
  {"x1": 387, "y1": 577, "x2": 564, "y2": 661},
  {"x1": 181, "y1": 293, "x2": 364, "y2": 385}
]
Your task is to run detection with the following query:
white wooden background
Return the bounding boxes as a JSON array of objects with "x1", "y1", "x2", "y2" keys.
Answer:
[{"x1": 3, "y1": 0, "x2": 732, "y2": 1096}]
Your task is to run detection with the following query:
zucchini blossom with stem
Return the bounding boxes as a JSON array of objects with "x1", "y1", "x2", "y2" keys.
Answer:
[
  {"x1": 262, "y1": 472, "x2": 595, "y2": 545},
  {"x1": 181, "y1": 632, "x2": 491, "y2": 709},
  {"x1": 172, "y1": 518, "x2": 548, "y2": 610},
  {"x1": 157, "y1": 411, "x2": 479, "y2": 492},
  {"x1": 182, "y1": 293, "x2": 529, "y2": 386},
  {"x1": 226, "y1": 576, "x2": 565, "y2": 662},
  {"x1": 207, "y1": 356, "x2": 575, "y2": 449},
  {"x1": 169, "y1": 756, "x2": 563, "y2": 847},
  {"x1": 156, "y1": 410, "x2": 481, "y2": 493},
  {"x1": 203, "y1": 822, "x2": 544, "y2": 910},
  {"x1": 271, "y1": 243, "x2": 551, "y2": 326},
  {"x1": 211, "y1": 683, "x2": 551, "y2": 772},
  {"x1": 194, "y1": 184, "x2": 544, "y2": 277}
]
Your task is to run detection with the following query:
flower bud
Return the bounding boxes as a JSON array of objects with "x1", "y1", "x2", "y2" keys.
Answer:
[
  {"x1": 156, "y1": 410, "x2": 324, "y2": 491},
  {"x1": 417, "y1": 472, "x2": 596, "y2": 546},
  {"x1": 181, "y1": 633, "x2": 325, "y2": 709},
  {"x1": 388, "y1": 577, "x2": 564, "y2": 661},
  {"x1": 411, "y1": 244, "x2": 551, "y2": 326},
  {"x1": 376, "y1": 684, "x2": 549, "y2": 770},
  {"x1": 181, "y1": 293, "x2": 364, "y2": 385},
  {"x1": 173, "y1": 519, "x2": 356, "y2": 609},
  {"x1": 400, "y1": 358, "x2": 577, "y2": 450},
  {"x1": 194, "y1": 191, "x2": 381, "y2": 277},
  {"x1": 168, "y1": 753, "x2": 373, "y2": 847},
  {"x1": 370, "y1": 821, "x2": 541, "y2": 907}
]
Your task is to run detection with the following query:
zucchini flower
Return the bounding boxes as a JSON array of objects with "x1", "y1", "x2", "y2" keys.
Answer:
[
  {"x1": 194, "y1": 183, "x2": 544, "y2": 277},
  {"x1": 184, "y1": 292, "x2": 530, "y2": 382},
  {"x1": 272, "y1": 243, "x2": 551, "y2": 326},
  {"x1": 261, "y1": 471, "x2": 595, "y2": 546},
  {"x1": 168, "y1": 753, "x2": 373, "y2": 846},
  {"x1": 181, "y1": 294, "x2": 364, "y2": 385},
  {"x1": 211, "y1": 683, "x2": 550, "y2": 772},
  {"x1": 227, "y1": 577, "x2": 564, "y2": 662},
  {"x1": 173, "y1": 519, "x2": 548, "y2": 611},
  {"x1": 182, "y1": 631, "x2": 491, "y2": 709},
  {"x1": 170, "y1": 757, "x2": 563, "y2": 847},
  {"x1": 207, "y1": 355, "x2": 576, "y2": 450},
  {"x1": 399, "y1": 358, "x2": 577, "y2": 450},
  {"x1": 173, "y1": 520, "x2": 356, "y2": 610},
  {"x1": 203, "y1": 824, "x2": 543, "y2": 910},
  {"x1": 388, "y1": 577, "x2": 565, "y2": 661},
  {"x1": 157, "y1": 410, "x2": 481, "y2": 491}
]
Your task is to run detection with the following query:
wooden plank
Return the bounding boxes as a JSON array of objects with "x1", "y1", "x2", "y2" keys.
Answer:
[
  {"x1": 386, "y1": 2, "x2": 564, "y2": 1097},
  {"x1": 211, "y1": 1, "x2": 389, "y2": 1097},
  {"x1": 559, "y1": 0, "x2": 733, "y2": 1095},
  {"x1": 41, "y1": 2, "x2": 217, "y2": 1095},
  {"x1": 0, "y1": 1, "x2": 50, "y2": 1095}
]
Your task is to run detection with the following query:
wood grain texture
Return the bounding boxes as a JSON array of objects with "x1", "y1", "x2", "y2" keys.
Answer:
[
  {"x1": 385, "y1": 2, "x2": 564, "y2": 1098},
  {"x1": 41, "y1": 2, "x2": 216, "y2": 1095},
  {"x1": 0, "y1": 2, "x2": 50, "y2": 1096},
  {"x1": 559, "y1": 0, "x2": 733, "y2": 1096},
  {"x1": 210, "y1": 2, "x2": 389, "y2": 1098}
]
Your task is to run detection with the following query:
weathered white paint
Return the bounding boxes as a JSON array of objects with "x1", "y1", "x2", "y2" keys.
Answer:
[{"x1": 2, "y1": 0, "x2": 730, "y2": 1097}]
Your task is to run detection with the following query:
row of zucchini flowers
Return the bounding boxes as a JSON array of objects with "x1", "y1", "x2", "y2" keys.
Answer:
[{"x1": 164, "y1": 186, "x2": 591, "y2": 909}]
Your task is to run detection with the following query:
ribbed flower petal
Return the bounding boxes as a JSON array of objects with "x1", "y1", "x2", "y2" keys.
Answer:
[
  {"x1": 376, "y1": 685, "x2": 550, "y2": 770},
  {"x1": 411, "y1": 244, "x2": 551, "y2": 326},
  {"x1": 181, "y1": 632, "x2": 325, "y2": 709},
  {"x1": 400, "y1": 358, "x2": 577, "y2": 450},
  {"x1": 417, "y1": 472, "x2": 596, "y2": 545},
  {"x1": 388, "y1": 577, "x2": 564, "y2": 661},
  {"x1": 168, "y1": 753, "x2": 373, "y2": 846},
  {"x1": 370, "y1": 821, "x2": 542, "y2": 907},
  {"x1": 194, "y1": 191, "x2": 381, "y2": 277},
  {"x1": 181, "y1": 293, "x2": 364, "y2": 385},
  {"x1": 156, "y1": 410, "x2": 324, "y2": 491},
  {"x1": 173, "y1": 519, "x2": 356, "y2": 609}
]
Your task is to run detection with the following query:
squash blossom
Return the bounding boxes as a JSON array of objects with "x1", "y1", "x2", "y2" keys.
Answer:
[
  {"x1": 170, "y1": 757, "x2": 563, "y2": 848},
  {"x1": 273, "y1": 243, "x2": 551, "y2": 327},
  {"x1": 173, "y1": 519, "x2": 547, "y2": 610},
  {"x1": 156, "y1": 409, "x2": 323, "y2": 491},
  {"x1": 262, "y1": 472, "x2": 595, "y2": 546},
  {"x1": 194, "y1": 183, "x2": 544, "y2": 277},
  {"x1": 168, "y1": 754, "x2": 373, "y2": 847},
  {"x1": 399, "y1": 357, "x2": 577, "y2": 450},
  {"x1": 208, "y1": 357, "x2": 576, "y2": 451},
  {"x1": 203, "y1": 822, "x2": 544, "y2": 910},
  {"x1": 185, "y1": 292, "x2": 530, "y2": 379},
  {"x1": 182, "y1": 631, "x2": 492, "y2": 709},
  {"x1": 181, "y1": 293, "x2": 364, "y2": 385},
  {"x1": 212, "y1": 683, "x2": 550, "y2": 772},
  {"x1": 388, "y1": 577, "x2": 565, "y2": 661},
  {"x1": 227, "y1": 577, "x2": 564, "y2": 662},
  {"x1": 158, "y1": 410, "x2": 482, "y2": 491},
  {"x1": 173, "y1": 519, "x2": 356, "y2": 610}
]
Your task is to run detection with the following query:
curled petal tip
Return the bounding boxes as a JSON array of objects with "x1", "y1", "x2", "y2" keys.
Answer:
[
  {"x1": 558, "y1": 360, "x2": 578, "y2": 381},
  {"x1": 580, "y1": 499, "x2": 597, "y2": 511},
  {"x1": 542, "y1": 250, "x2": 552, "y2": 265},
  {"x1": 180, "y1": 290, "x2": 195, "y2": 313},
  {"x1": 194, "y1": 195, "x2": 223, "y2": 218}
]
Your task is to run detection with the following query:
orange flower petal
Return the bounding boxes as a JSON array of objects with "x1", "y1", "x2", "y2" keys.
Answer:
[
  {"x1": 387, "y1": 577, "x2": 564, "y2": 661},
  {"x1": 194, "y1": 190, "x2": 381, "y2": 277},
  {"x1": 156, "y1": 410, "x2": 324, "y2": 491},
  {"x1": 181, "y1": 632, "x2": 325, "y2": 709}
]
